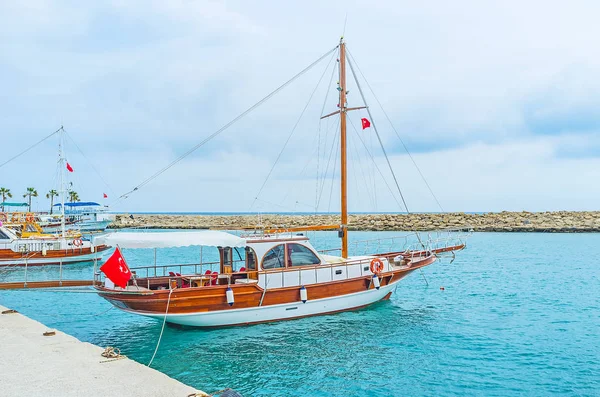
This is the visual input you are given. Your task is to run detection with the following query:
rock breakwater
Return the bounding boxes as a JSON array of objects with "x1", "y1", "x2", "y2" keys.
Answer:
[{"x1": 110, "y1": 211, "x2": 600, "y2": 232}]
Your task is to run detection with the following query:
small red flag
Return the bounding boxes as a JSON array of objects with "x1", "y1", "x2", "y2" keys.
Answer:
[
  {"x1": 66, "y1": 162, "x2": 74, "y2": 172},
  {"x1": 361, "y1": 118, "x2": 371, "y2": 130},
  {"x1": 103, "y1": 193, "x2": 108, "y2": 198},
  {"x1": 100, "y1": 247, "x2": 131, "y2": 288}
]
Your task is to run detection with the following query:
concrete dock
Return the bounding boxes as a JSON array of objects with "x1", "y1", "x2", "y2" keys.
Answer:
[{"x1": 0, "y1": 304, "x2": 207, "y2": 397}]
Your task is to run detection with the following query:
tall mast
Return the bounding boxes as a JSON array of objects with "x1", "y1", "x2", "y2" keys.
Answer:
[
  {"x1": 339, "y1": 39, "x2": 348, "y2": 258},
  {"x1": 58, "y1": 127, "x2": 66, "y2": 237}
]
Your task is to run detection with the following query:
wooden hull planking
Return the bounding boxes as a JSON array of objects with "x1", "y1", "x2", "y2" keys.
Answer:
[{"x1": 96, "y1": 255, "x2": 434, "y2": 327}]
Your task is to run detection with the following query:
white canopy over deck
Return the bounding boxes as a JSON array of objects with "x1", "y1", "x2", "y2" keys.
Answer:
[{"x1": 94, "y1": 231, "x2": 246, "y2": 249}]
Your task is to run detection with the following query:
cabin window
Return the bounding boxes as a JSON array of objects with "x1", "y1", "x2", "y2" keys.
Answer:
[
  {"x1": 246, "y1": 247, "x2": 257, "y2": 271},
  {"x1": 287, "y1": 243, "x2": 321, "y2": 267},
  {"x1": 219, "y1": 246, "x2": 234, "y2": 273},
  {"x1": 219, "y1": 247, "x2": 233, "y2": 266},
  {"x1": 262, "y1": 244, "x2": 286, "y2": 269},
  {"x1": 0, "y1": 230, "x2": 9, "y2": 240}
]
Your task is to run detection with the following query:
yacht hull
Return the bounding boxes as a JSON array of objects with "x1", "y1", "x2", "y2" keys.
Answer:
[
  {"x1": 0, "y1": 245, "x2": 111, "y2": 266},
  {"x1": 122, "y1": 281, "x2": 398, "y2": 327}
]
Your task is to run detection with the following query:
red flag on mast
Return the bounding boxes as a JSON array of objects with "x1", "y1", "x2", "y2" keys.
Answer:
[
  {"x1": 103, "y1": 193, "x2": 108, "y2": 199},
  {"x1": 361, "y1": 118, "x2": 371, "y2": 130},
  {"x1": 66, "y1": 162, "x2": 74, "y2": 172},
  {"x1": 100, "y1": 247, "x2": 131, "y2": 288}
]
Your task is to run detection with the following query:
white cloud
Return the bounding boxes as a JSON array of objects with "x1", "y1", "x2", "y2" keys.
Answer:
[{"x1": 1, "y1": 0, "x2": 599, "y2": 212}]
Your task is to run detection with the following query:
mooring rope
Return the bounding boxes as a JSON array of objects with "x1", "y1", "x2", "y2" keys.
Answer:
[
  {"x1": 99, "y1": 346, "x2": 127, "y2": 363},
  {"x1": 147, "y1": 287, "x2": 174, "y2": 367}
]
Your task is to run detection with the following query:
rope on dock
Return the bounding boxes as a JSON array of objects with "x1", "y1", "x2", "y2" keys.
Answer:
[
  {"x1": 100, "y1": 346, "x2": 127, "y2": 363},
  {"x1": 147, "y1": 288, "x2": 174, "y2": 368}
]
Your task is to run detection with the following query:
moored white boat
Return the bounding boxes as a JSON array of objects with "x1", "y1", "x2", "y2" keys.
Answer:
[
  {"x1": 93, "y1": 228, "x2": 465, "y2": 327},
  {"x1": 0, "y1": 225, "x2": 110, "y2": 266},
  {"x1": 93, "y1": 38, "x2": 469, "y2": 327}
]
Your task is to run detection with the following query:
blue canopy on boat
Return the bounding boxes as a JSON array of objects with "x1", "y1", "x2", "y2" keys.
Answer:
[
  {"x1": 53, "y1": 202, "x2": 101, "y2": 207},
  {"x1": 0, "y1": 202, "x2": 28, "y2": 207}
]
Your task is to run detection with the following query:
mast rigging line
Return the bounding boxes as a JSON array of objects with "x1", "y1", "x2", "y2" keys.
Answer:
[
  {"x1": 64, "y1": 130, "x2": 117, "y2": 197},
  {"x1": 346, "y1": 48, "x2": 445, "y2": 213},
  {"x1": 0, "y1": 127, "x2": 62, "y2": 170},
  {"x1": 117, "y1": 45, "x2": 340, "y2": 203},
  {"x1": 316, "y1": 57, "x2": 339, "y2": 211},
  {"x1": 347, "y1": 117, "x2": 404, "y2": 210},
  {"x1": 250, "y1": 49, "x2": 337, "y2": 211},
  {"x1": 346, "y1": 55, "x2": 410, "y2": 214}
]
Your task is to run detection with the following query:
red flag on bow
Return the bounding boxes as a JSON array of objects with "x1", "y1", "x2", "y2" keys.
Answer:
[
  {"x1": 361, "y1": 118, "x2": 371, "y2": 130},
  {"x1": 66, "y1": 162, "x2": 74, "y2": 172},
  {"x1": 100, "y1": 247, "x2": 131, "y2": 288},
  {"x1": 103, "y1": 193, "x2": 108, "y2": 199}
]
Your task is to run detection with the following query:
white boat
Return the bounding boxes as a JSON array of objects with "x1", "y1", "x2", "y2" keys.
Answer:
[
  {"x1": 94, "y1": 229, "x2": 465, "y2": 327},
  {"x1": 43, "y1": 202, "x2": 113, "y2": 234},
  {"x1": 0, "y1": 127, "x2": 113, "y2": 267},
  {"x1": 0, "y1": 225, "x2": 110, "y2": 266},
  {"x1": 93, "y1": 39, "x2": 469, "y2": 327}
]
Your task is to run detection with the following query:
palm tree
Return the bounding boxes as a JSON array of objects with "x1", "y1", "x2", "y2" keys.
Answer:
[
  {"x1": 23, "y1": 187, "x2": 38, "y2": 212},
  {"x1": 68, "y1": 191, "x2": 80, "y2": 203},
  {"x1": 46, "y1": 190, "x2": 59, "y2": 214},
  {"x1": 0, "y1": 187, "x2": 12, "y2": 212}
]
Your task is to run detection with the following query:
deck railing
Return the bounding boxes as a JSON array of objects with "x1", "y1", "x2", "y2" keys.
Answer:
[{"x1": 318, "y1": 227, "x2": 472, "y2": 258}]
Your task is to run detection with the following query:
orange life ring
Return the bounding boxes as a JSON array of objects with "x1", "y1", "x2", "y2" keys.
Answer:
[
  {"x1": 73, "y1": 238, "x2": 83, "y2": 247},
  {"x1": 25, "y1": 213, "x2": 35, "y2": 223},
  {"x1": 370, "y1": 258, "x2": 384, "y2": 273},
  {"x1": 11, "y1": 213, "x2": 20, "y2": 222},
  {"x1": 0, "y1": 213, "x2": 7, "y2": 222}
]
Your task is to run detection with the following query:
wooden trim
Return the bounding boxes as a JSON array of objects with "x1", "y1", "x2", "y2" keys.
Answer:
[
  {"x1": 246, "y1": 237, "x2": 309, "y2": 244},
  {"x1": 320, "y1": 110, "x2": 340, "y2": 119},
  {"x1": 339, "y1": 42, "x2": 348, "y2": 258},
  {"x1": 0, "y1": 279, "x2": 95, "y2": 290},
  {"x1": 0, "y1": 244, "x2": 110, "y2": 266},
  {"x1": 346, "y1": 106, "x2": 367, "y2": 112},
  {"x1": 263, "y1": 224, "x2": 341, "y2": 234}
]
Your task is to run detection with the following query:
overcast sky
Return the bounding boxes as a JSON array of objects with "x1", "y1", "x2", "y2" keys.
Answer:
[{"x1": 1, "y1": 0, "x2": 599, "y2": 213}]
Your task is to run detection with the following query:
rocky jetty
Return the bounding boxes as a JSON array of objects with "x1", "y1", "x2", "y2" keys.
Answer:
[{"x1": 110, "y1": 211, "x2": 600, "y2": 232}]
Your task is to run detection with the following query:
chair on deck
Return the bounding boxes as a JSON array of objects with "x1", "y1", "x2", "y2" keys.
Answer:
[
  {"x1": 169, "y1": 271, "x2": 189, "y2": 288},
  {"x1": 204, "y1": 269, "x2": 218, "y2": 286},
  {"x1": 231, "y1": 267, "x2": 247, "y2": 282}
]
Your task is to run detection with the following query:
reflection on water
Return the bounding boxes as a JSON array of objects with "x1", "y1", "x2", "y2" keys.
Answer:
[{"x1": 1, "y1": 232, "x2": 599, "y2": 396}]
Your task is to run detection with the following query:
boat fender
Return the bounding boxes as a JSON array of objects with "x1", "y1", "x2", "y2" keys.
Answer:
[
  {"x1": 90, "y1": 244, "x2": 95, "y2": 253},
  {"x1": 300, "y1": 285, "x2": 308, "y2": 303},
  {"x1": 370, "y1": 258, "x2": 384, "y2": 274},
  {"x1": 73, "y1": 238, "x2": 83, "y2": 247},
  {"x1": 42, "y1": 244, "x2": 47, "y2": 256},
  {"x1": 226, "y1": 287, "x2": 235, "y2": 306},
  {"x1": 372, "y1": 274, "x2": 381, "y2": 290}
]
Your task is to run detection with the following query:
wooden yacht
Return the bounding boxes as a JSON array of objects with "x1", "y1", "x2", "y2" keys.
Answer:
[
  {"x1": 94, "y1": 39, "x2": 468, "y2": 327},
  {"x1": 0, "y1": 222, "x2": 109, "y2": 266},
  {"x1": 94, "y1": 229, "x2": 465, "y2": 327}
]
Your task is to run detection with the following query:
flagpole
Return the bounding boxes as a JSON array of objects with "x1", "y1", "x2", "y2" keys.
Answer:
[{"x1": 59, "y1": 127, "x2": 66, "y2": 238}]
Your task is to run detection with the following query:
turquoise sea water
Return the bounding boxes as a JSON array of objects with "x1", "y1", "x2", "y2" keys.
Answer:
[{"x1": 1, "y1": 232, "x2": 599, "y2": 396}]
